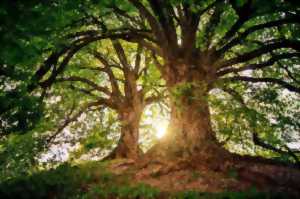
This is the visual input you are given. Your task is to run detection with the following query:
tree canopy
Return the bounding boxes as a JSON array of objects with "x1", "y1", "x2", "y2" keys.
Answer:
[{"x1": 1, "y1": 0, "x2": 300, "y2": 193}]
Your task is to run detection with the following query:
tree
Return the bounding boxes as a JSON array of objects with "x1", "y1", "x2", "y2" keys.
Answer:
[
  {"x1": 42, "y1": 39, "x2": 164, "y2": 159},
  {"x1": 2, "y1": 0, "x2": 300, "y2": 171},
  {"x1": 117, "y1": 0, "x2": 300, "y2": 161}
]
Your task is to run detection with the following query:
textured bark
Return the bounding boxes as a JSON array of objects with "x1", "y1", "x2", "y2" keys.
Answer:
[
  {"x1": 116, "y1": 109, "x2": 142, "y2": 159},
  {"x1": 141, "y1": 61, "x2": 300, "y2": 193},
  {"x1": 166, "y1": 101, "x2": 220, "y2": 152},
  {"x1": 148, "y1": 59, "x2": 231, "y2": 162},
  {"x1": 105, "y1": 104, "x2": 143, "y2": 160}
]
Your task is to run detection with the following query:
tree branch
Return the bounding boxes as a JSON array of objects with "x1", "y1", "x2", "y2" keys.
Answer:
[
  {"x1": 134, "y1": 44, "x2": 143, "y2": 75},
  {"x1": 31, "y1": 30, "x2": 153, "y2": 92},
  {"x1": 217, "y1": 53, "x2": 300, "y2": 76},
  {"x1": 68, "y1": 84, "x2": 99, "y2": 98},
  {"x1": 112, "y1": 40, "x2": 131, "y2": 70},
  {"x1": 45, "y1": 100, "x2": 107, "y2": 146},
  {"x1": 216, "y1": 39, "x2": 300, "y2": 69},
  {"x1": 253, "y1": 131, "x2": 300, "y2": 164},
  {"x1": 144, "y1": 94, "x2": 163, "y2": 105},
  {"x1": 221, "y1": 87, "x2": 300, "y2": 163},
  {"x1": 128, "y1": 0, "x2": 166, "y2": 46},
  {"x1": 147, "y1": 0, "x2": 178, "y2": 50},
  {"x1": 218, "y1": 0, "x2": 253, "y2": 46},
  {"x1": 217, "y1": 16, "x2": 300, "y2": 55},
  {"x1": 56, "y1": 76, "x2": 112, "y2": 96},
  {"x1": 111, "y1": 5, "x2": 142, "y2": 26},
  {"x1": 225, "y1": 76, "x2": 300, "y2": 93},
  {"x1": 92, "y1": 51, "x2": 122, "y2": 96}
]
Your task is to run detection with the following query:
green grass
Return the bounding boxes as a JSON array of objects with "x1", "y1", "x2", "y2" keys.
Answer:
[
  {"x1": 0, "y1": 161, "x2": 160, "y2": 199},
  {"x1": 0, "y1": 161, "x2": 295, "y2": 199},
  {"x1": 83, "y1": 183, "x2": 160, "y2": 199}
]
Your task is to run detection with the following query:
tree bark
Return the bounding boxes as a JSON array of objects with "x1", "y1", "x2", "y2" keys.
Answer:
[
  {"x1": 106, "y1": 107, "x2": 143, "y2": 160},
  {"x1": 148, "y1": 60, "x2": 231, "y2": 163}
]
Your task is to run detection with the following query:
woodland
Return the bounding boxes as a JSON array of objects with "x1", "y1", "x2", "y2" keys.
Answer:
[{"x1": 1, "y1": 0, "x2": 300, "y2": 198}]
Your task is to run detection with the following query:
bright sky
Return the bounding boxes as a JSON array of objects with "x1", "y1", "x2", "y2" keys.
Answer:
[{"x1": 153, "y1": 119, "x2": 169, "y2": 139}]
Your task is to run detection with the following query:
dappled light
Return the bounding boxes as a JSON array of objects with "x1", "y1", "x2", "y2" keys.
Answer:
[{"x1": 1, "y1": 0, "x2": 300, "y2": 198}]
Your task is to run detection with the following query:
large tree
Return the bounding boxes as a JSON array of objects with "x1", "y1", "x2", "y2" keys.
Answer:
[
  {"x1": 2, "y1": 0, "x2": 300, "y2": 170},
  {"x1": 44, "y1": 40, "x2": 164, "y2": 160}
]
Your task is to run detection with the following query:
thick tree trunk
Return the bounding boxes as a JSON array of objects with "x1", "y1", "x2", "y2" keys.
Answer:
[
  {"x1": 106, "y1": 108, "x2": 142, "y2": 160},
  {"x1": 148, "y1": 60, "x2": 231, "y2": 162},
  {"x1": 156, "y1": 88, "x2": 230, "y2": 164},
  {"x1": 163, "y1": 97, "x2": 221, "y2": 154},
  {"x1": 141, "y1": 61, "x2": 300, "y2": 194}
]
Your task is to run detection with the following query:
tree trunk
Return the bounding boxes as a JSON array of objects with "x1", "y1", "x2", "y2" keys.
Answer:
[
  {"x1": 142, "y1": 61, "x2": 300, "y2": 193},
  {"x1": 106, "y1": 108, "x2": 142, "y2": 160},
  {"x1": 161, "y1": 87, "x2": 230, "y2": 162},
  {"x1": 148, "y1": 60, "x2": 231, "y2": 163}
]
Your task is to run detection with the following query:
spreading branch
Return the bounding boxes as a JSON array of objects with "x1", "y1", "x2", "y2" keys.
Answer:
[
  {"x1": 217, "y1": 53, "x2": 300, "y2": 76},
  {"x1": 221, "y1": 87, "x2": 300, "y2": 163},
  {"x1": 225, "y1": 76, "x2": 300, "y2": 94},
  {"x1": 128, "y1": 0, "x2": 166, "y2": 47},
  {"x1": 218, "y1": 16, "x2": 300, "y2": 55},
  {"x1": 147, "y1": 0, "x2": 178, "y2": 50},
  {"x1": 45, "y1": 100, "x2": 106, "y2": 146},
  {"x1": 68, "y1": 85, "x2": 99, "y2": 98},
  {"x1": 56, "y1": 76, "x2": 112, "y2": 96},
  {"x1": 92, "y1": 51, "x2": 122, "y2": 96},
  {"x1": 216, "y1": 39, "x2": 300, "y2": 69},
  {"x1": 29, "y1": 30, "x2": 157, "y2": 92},
  {"x1": 218, "y1": 0, "x2": 253, "y2": 46},
  {"x1": 253, "y1": 131, "x2": 300, "y2": 164}
]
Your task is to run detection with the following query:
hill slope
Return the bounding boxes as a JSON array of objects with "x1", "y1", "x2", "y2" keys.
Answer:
[{"x1": 0, "y1": 159, "x2": 298, "y2": 199}]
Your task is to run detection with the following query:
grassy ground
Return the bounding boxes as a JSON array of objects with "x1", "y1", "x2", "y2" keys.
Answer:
[{"x1": 0, "y1": 160, "x2": 294, "y2": 199}]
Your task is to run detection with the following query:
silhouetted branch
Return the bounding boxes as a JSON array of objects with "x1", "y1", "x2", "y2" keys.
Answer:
[
  {"x1": 253, "y1": 131, "x2": 300, "y2": 164},
  {"x1": 217, "y1": 53, "x2": 300, "y2": 76},
  {"x1": 225, "y1": 76, "x2": 300, "y2": 93},
  {"x1": 216, "y1": 40, "x2": 300, "y2": 69},
  {"x1": 56, "y1": 76, "x2": 112, "y2": 96},
  {"x1": 218, "y1": 16, "x2": 300, "y2": 55},
  {"x1": 45, "y1": 100, "x2": 105, "y2": 146},
  {"x1": 221, "y1": 87, "x2": 300, "y2": 163}
]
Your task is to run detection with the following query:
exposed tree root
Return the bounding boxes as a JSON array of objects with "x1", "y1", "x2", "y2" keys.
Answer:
[
  {"x1": 132, "y1": 141, "x2": 300, "y2": 195},
  {"x1": 102, "y1": 146, "x2": 144, "y2": 161}
]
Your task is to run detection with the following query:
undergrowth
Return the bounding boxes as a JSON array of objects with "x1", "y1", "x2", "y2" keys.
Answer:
[{"x1": 0, "y1": 161, "x2": 293, "y2": 199}]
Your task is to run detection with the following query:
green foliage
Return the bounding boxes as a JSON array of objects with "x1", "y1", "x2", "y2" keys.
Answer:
[
  {"x1": 0, "y1": 65, "x2": 44, "y2": 135},
  {"x1": 170, "y1": 81, "x2": 208, "y2": 108},
  {"x1": 0, "y1": 132, "x2": 45, "y2": 181},
  {"x1": 0, "y1": 163, "x2": 82, "y2": 199},
  {"x1": 0, "y1": 161, "x2": 160, "y2": 199},
  {"x1": 84, "y1": 183, "x2": 160, "y2": 199},
  {"x1": 0, "y1": 161, "x2": 112, "y2": 199},
  {"x1": 209, "y1": 82, "x2": 299, "y2": 160},
  {"x1": 171, "y1": 82, "x2": 194, "y2": 99},
  {"x1": 1, "y1": 0, "x2": 299, "y2": 192}
]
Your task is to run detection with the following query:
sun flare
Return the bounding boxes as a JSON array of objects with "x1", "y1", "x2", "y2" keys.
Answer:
[{"x1": 154, "y1": 120, "x2": 168, "y2": 139}]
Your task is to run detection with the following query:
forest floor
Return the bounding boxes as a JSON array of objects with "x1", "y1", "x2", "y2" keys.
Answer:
[
  {"x1": 107, "y1": 158, "x2": 248, "y2": 193},
  {"x1": 0, "y1": 158, "x2": 299, "y2": 199},
  {"x1": 105, "y1": 158, "x2": 300, "y2": 197}
]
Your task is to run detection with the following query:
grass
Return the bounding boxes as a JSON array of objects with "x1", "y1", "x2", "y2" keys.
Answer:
[{"x1": 0, "y1": 161, "x2": 295, "y2": 199}]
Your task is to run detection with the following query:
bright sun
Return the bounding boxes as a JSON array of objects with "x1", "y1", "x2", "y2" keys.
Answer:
[{"x1": 154, "y1": 120, "x2": 168, "y2": 139}]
